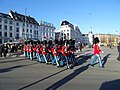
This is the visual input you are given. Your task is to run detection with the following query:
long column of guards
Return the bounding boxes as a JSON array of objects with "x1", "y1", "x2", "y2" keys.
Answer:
[{"x1": 23, "y1": 39, "x2": 78, "y2": 69}]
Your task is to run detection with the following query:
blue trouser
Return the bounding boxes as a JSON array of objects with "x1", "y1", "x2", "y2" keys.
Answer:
[
  {"x1": 24, "y1": 51, "x2": 27, "y2": 57},
  {"x1": 36, "y1": 53, "x2": 41, "y2": 61},
  {"x1": 52, "y1": 56, "x2": 59, "y2": 66},
  {"x1": 90, "y1": 54, "x2": 102, "y2": 67},
  {"x1": 65, "y1": 56, "x2": 70, "y2": 68},
  {"x1": 30, "y1": 52, "x2": 33, "y2": 60},
  {"x1": 68, "y1": 54, "x2": 76, "y2": 65},
  {"x1": 27, "y1": 52, "x2": 30, "y2": 58},
  {"x1": 42, "y1": 55, "x2": 48, "y2": 63}
]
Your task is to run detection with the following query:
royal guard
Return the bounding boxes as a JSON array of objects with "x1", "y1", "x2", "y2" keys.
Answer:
[
  {"x1": 29, "y1": 40, "x2": 33, "y2": 60},
  {"x1": 47, "y1": 40, "x2": 54, "y2": 62},
  {"x1": 23, "y1": 41, "x2": 27, "y2": 57},
  {"x1": 68, "y1": 39, "x2": 77, "y2": 67},
  {"x1": 59, "y1": 40, "x2": 70, "y2": 69},
  {"x1": 26, "y1": 40, "x2": 30, "y2": 58},
  {"x1": 36, "y1": 40, "x2": 42, "y2": 62},
  {"x1": 51, "y1": 39, "x2": 59, "y2": 67},
  {"x1": 41, "y1": 40, "x2": 48, "y2": 64},
  {"x1": 33, "y1": 41, "x2": 38, "y2": 58}
]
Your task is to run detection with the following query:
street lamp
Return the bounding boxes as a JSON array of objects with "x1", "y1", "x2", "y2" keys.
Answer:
[{"x1": 25, "y1": 8, "x2": 27, "y2": 40}]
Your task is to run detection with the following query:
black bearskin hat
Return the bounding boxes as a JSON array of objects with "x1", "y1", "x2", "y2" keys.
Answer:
[
  {"x1": 43, "y1": 40, "x2": 47, "y2": 45},
  {"x1": 93, "y1": 37, "x2": 100, "y2": 44}
]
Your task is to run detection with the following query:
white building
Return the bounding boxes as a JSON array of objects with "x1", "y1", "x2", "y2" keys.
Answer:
[
  {"x1": 39, "y1": 21, "x2": 55, "y2": 41},
  {"x1": 82, "y1": 34, "x2": 89, "y2": 45},
  {"x1": 55, "y1": 20, "x2": 82, "y2": 43},
  {"x1": 88, "y1": 31, "x2": 94, "y2": 45},
  {"x1": 9, "y1": 10, "x2": 39, "y2": 41},
  {"x1": 0, "y1": 12, "x2": 15, "y2": 43}
]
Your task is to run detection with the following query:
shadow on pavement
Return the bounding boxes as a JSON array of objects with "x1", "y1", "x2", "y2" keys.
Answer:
[
  {"x1": 102, "y1": 54, "x2": 111, "y2": 67},
  {"x1": 18, "y1": 68, "x2": 67, "y2": 90},
  {"x1": 45, "y1": 64, "x2": 90, "y2": 90},
  {"x1": 93, "y1": 54, "x2": 111, "y2": 67},
  {"x1": 0, "y1": 62, "x2": 38, "y2": 73},
  {"x1": 99, "y1": 79, "x2": 120, "y2": 90},
  {"x1": 76, "y1": 53, "x2": 93, "y2": 66},
  {"x1": 0, "y1": 58, "x2": 26, "y2": 64}
]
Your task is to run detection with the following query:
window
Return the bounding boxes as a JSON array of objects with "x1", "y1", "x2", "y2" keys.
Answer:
[
  {"x1": 30, "y1": 29, "x2": 32, "y2": 33},
  {"x1": 22, "y1": 28, "x2": 25, "y2": 32},
  {"x1": 34, "y1": 30, "x2": 36, "y2": 34},
  {"x1": 4, "y1": 32, "x2": 7, "y2": 37},
  {"x1": 0, "y1": 32, "x2": 2, "y2": 36},
  {"x1": 10, "y1": 33, "x2": 12, "y2": 37},
  {"x1": 34, "y1": 25, "x2": 36, "y2": 29},
  {"x1": 4, "y1": 25, "x2": 7, "y2": 30},
  {"x1": 30, "y1": 34, "x2": 32, "y2": 38},
  {"x1": 0, "y1": 25, "x2": 2, "y2": 29},
  {"x1": 67, "y1": 33, "x2": 69, "y2": 36},
  {"x1": 27, "y1": 29, "x2": 29, "y2": 33},
  {"x1": 16, "y1": 27, "x2": 19, "y2": 32},
  {"x1": 27, "y1": 24, "x2": 29, "y2": 27},
  {"x1": 4, "y1": 19, "x2": 7, "y2": 24},
  {"x1": 0, "y1": 18, "x2": 2, "y2": 23},
  {"x1": 16, "y1": 22, "x2": 19, "y2": 26},
  {"x1": 23, "y1": 23, "x2": 25, "y2": 27},
  {"x1": 37, "y1": 31, "x2": 38, "y2": 35},
  {"x1": 16, "y1": 34, "x2": 19, "y2": 39},
  {"x1": 10, "y1": 26, "x2": 12, "y2": 30},
  {"x1": 30, "y1": 25, "x2": 32, "y2": 28},
  {"x1": 10, "y1": 21, "x2": 13, "y2": 24}
]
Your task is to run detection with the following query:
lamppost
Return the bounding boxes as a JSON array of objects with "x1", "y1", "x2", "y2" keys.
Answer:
[{"x1": 25, "y1": 8, "x2": 27, "y2": 40}]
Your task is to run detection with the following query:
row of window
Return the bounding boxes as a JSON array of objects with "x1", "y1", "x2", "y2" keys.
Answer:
[
  {"x1": 22, "y1": 33, "x2": 38, "y2": 39},
  {"x1": 0, "y1": 18, "x2": 39, "y2": 29},
  {"x1": 0, "y1": 31, "x2": 15, "y2": 37},
  {"x1": 0, "y1": 18, "x2": 13, "y2": 24},
  {"x1": 0, "y1": 25, "x2": 13, "y2": 30}
]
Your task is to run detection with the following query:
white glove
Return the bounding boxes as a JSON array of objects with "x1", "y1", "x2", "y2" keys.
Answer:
[{"x1": 101, "y1": 51, "x2": 104, "y2": 53}]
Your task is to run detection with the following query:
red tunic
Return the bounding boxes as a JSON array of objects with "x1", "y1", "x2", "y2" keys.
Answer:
[
  {"x1": 41, "y1": 46, "x2": 47, "y2": 55},
  {"x1": 51, "y1": 46, "x2": 57, "y2": 56},
  {"x1": 94, "y1": 44, "x2": 101, "y2": 54}
]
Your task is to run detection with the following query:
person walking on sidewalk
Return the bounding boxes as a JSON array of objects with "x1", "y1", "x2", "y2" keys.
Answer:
[
  {"x1": 117, "y1": 40, "x2": 120, "y2": 61},
  {"x1": 0, "y1": 44, "x2": 4, "y2": 57},
  {"x1": 89, "y1": 37, "x2": 104, "y2": 68}
]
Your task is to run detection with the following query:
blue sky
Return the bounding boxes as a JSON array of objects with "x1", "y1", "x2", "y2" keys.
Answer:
[{"x1": 0, "y1": 0, "x2": 120, "y2": 34}]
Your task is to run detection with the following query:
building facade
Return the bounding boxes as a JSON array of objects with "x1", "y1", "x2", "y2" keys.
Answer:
[
  {"x1": 39, "y1": 21, "x2": 55, "y2": 41},
  {"x1": 95, "y1": 34, "x2": 120, "y2": 46},
  {"x1": 55, "y1": 20, "x2": 82, "y2": 43},
  {"x1": 9, "y1": 10, "x2": 39, "y2": 42},
  {"x1": 82, "y1": 34, "x2": 89, "y2": 45},
  {"x1": 0, "y1": 12, "x2": 15, "y2": 43},
  {"x1": 0, "y1": 10, "x2": 56, "y2": 43}
]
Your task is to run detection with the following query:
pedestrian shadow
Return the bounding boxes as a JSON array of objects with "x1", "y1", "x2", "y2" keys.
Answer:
[
  {"x1": 45, "y1": 64, "x2": 90, "y2": 90},
  {"x1": 76, "y1": 53, "x2": 93, "y2": 66},
  {"x1": 93, "y1": 54, "x2": 111, "y2": 67},
  {"x1": 102, "y1": 54, "x2": 111, "y2": 67},
  {"x1": 18, "y1": 68, "x2": 67, "y2": 90},
  {"x1": 99, "y1": 79, "x2": 120, "y2": 90},
  {"x1": 0, "y1": 62, "x2": 38, "y2": 73}
]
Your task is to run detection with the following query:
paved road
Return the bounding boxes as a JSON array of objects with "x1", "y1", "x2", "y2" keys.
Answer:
[{"x1": 0, "y1": 47, "x2": 120, "y2": 90}]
